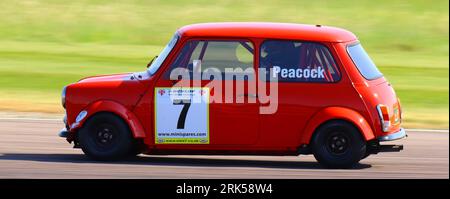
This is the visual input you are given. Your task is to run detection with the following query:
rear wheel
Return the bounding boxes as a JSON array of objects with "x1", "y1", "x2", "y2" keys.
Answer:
[
  {"x1": 312, "y1": 120, "x2": 366, "y2": 169},
  {"x1": 78, "y1": 113, "x2": 135, "y2": 161}
]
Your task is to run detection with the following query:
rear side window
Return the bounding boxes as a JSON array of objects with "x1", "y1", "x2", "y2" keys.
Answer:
[
  {"x1": 347, "y1": 43, "x2": 383, "y2": 80},
  {"x1": 259, "y1": 40, "x2": 341, "y2": 82}
]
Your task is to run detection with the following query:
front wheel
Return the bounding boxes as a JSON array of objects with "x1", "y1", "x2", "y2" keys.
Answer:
[
  {"x1": 312, "y1": 121, "x2": 366, "y2": 169},
  {"x1": 78, "y1": 113, "x2": 135, "y2": 161}
]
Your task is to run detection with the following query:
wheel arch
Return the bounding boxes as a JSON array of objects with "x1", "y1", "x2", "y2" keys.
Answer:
[
  {"x1": 300, "y1": 106, "x2": 375, "y2": 145},
  {"x1": 71, "y1": 100, "x2": 146, "y2": 139}
]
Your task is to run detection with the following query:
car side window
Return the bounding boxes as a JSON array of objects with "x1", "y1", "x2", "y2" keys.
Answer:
[
  {"x1": 165, "y1": 40, "x2": 255, "y2": 80},
  {"x1": 259, "y1": 40, "x2": 340, "y2": 82}
]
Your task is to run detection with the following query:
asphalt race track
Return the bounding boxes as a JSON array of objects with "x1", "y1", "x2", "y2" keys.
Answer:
[{"x1": 0, "y1": 118, "x2": 448, "y2": 179}]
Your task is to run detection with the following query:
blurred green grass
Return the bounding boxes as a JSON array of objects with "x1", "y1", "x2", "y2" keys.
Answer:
[{"x1": 0, "y1": 0, "x2": 448, "y2": 128}]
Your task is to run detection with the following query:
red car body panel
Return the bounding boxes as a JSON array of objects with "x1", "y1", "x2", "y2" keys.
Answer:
[
  {"x1": 179, "y1": 22, "x2": 357, "y2": 42},
  {"x1": 63, "y1": 23, "x2": 402, "y2": 155},
  {"x1": 78, "y1": 100, "x2": 146, "y2": 138},
  {"x1": 65, "y1": 73, "x2": 148, "y2": 136}
]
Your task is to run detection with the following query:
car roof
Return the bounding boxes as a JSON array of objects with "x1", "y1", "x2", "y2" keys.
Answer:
[{"x1": 178, "y1": 22, "x2": 357, "y2": 43}]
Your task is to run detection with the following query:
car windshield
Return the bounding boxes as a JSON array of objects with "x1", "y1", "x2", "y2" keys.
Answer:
[
  {"x1": 347, "y1": 43, "x2": 383, "y2": 80},
  {"x1": 147, "y1": 33, "x2": 179, "y2": 75}
]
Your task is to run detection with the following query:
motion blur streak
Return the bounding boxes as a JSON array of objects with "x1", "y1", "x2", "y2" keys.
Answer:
[{"x1": 0, "y1": 119, "x2": 447, "y2": 179}]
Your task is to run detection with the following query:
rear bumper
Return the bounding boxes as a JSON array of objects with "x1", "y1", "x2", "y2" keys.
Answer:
[
  {"x1": 377, "y1": 128, "x2": 407, "y2": 142},
  {"x1": 368, "y1": 128, "x2": 406, "y2": 154}
]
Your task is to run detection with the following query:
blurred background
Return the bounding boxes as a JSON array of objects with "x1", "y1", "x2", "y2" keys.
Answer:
[{"x1": 0, "y1": 0, "x2": 448, "y2": 129}]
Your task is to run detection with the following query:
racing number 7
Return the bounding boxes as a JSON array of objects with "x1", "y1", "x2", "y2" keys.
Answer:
[{"x1": 173, "y1": 99, "x2": 191, "y2": 129}]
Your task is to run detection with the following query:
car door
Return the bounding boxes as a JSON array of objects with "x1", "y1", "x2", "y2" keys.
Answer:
[
  {"x1": 257, "y1": 40, "x2": 343, "y2": 147},
  {"x1": 153, "y1": 38, "x2": 259, "y2": 146}
]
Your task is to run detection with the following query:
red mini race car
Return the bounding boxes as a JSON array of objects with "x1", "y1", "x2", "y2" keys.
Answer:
[{"x1": 60, "y1": 22, "x2": 406, "y2": 168}]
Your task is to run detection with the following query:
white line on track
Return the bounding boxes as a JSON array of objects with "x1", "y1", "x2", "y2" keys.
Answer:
[
  {"x1": 0, "y1": 117, "x2": 61, "y2": 122},
  {"x1": 405, "y1": 128, "x2": 449, "y2": 133}
]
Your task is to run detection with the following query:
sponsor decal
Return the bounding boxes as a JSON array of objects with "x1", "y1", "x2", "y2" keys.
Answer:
[
  {"x1": 155, "y1": 87, "x2": 210, "y2": 144},
  {"x1": 272, "y1": 66, "x2": 325, "y2": 79}
]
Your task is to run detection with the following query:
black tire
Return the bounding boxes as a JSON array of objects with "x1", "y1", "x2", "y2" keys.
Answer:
[
  {"x1": 311, "y1": 120, "x2": 366, "y2": 169},
  {"x1": 78, "y1": 113, "x2": 134, "y2": 161}
]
